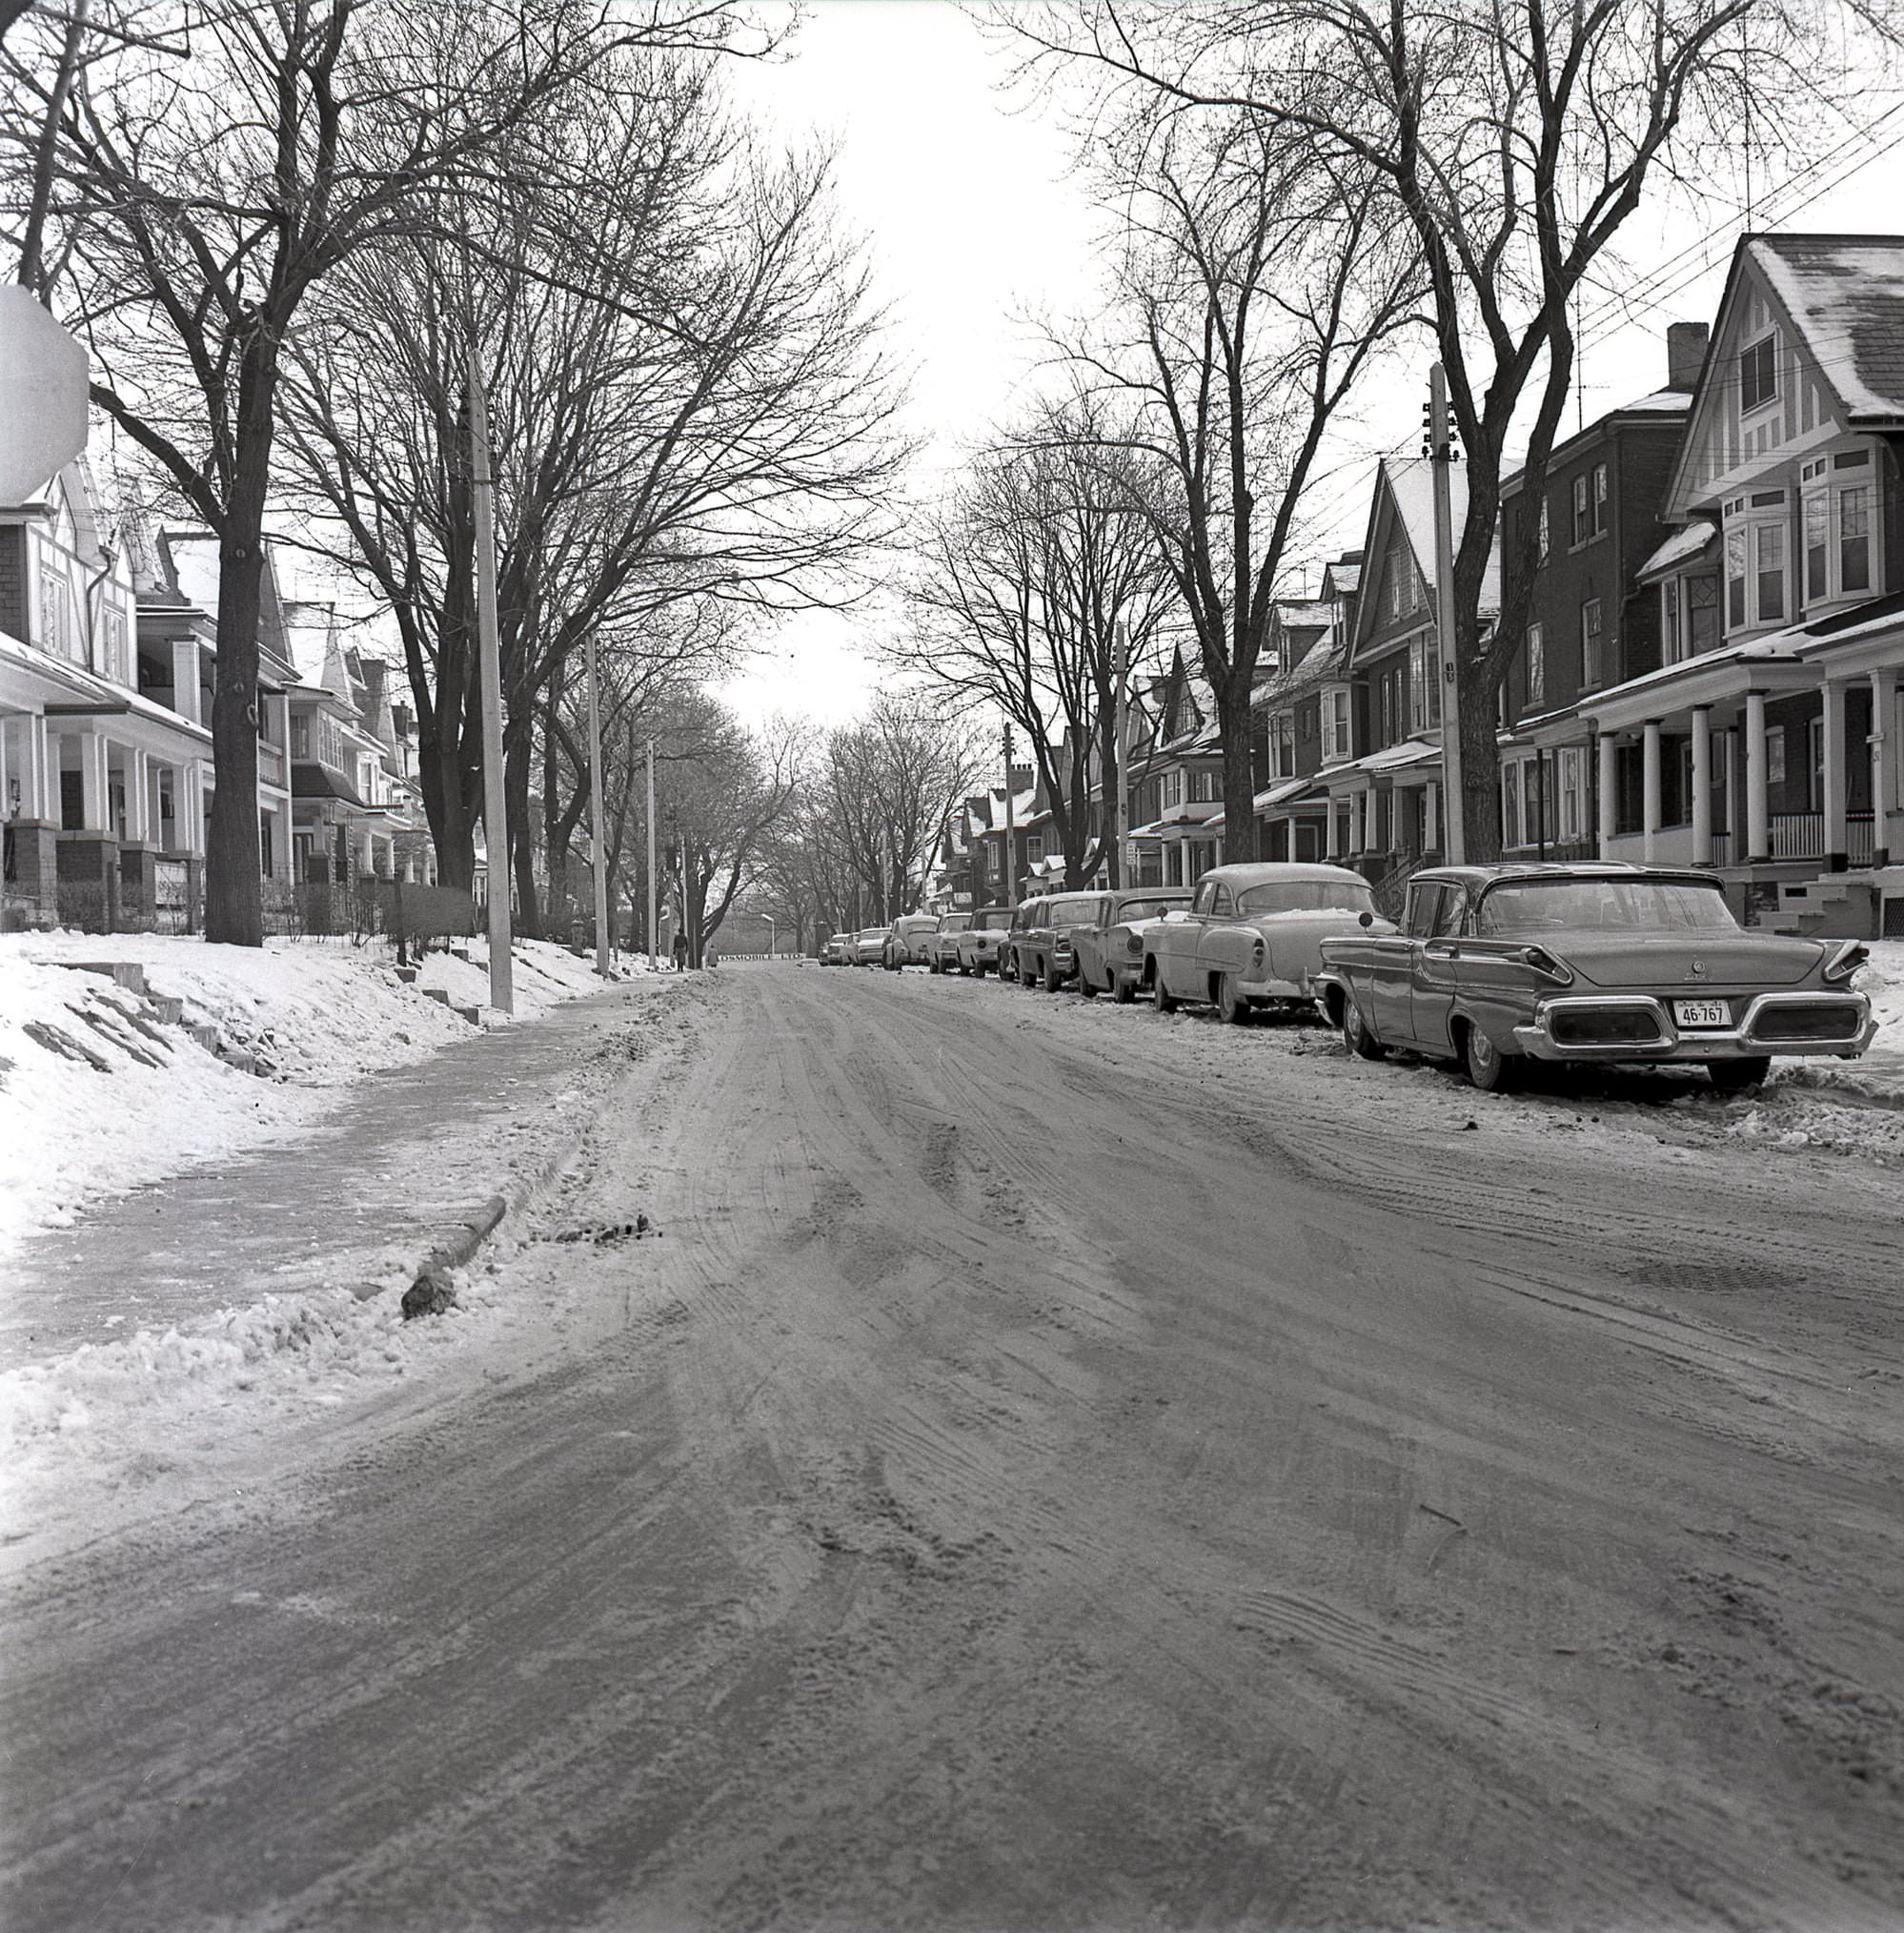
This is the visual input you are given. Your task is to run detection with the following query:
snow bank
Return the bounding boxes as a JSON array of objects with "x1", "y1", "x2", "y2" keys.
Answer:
[
  {"x1": 1772, "y1": 938, "x2": 1904, "y2": 1108},
  {"x1": 0, "y1": 933, "x2": 626, "y2": 1259}
]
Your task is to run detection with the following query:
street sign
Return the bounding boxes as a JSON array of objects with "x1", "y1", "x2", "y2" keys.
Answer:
[{"x1": 0, "y1": 289, "x2": 88, "y2": 503}]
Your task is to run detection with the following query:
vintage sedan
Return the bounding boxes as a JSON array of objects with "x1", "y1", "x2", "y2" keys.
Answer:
[
  {"x1": 882, "y1": 913, "x2": 941, "y2": 969},
  {"x1": 954, "y1": 905, "x2": 1013, "y2": 975},
  {"x1": 1144, "y1": 863, "x2": 1391, "y2": 1022},
  {"x1": 1313, "y1": 862, "x2": 1874, "y2": 1091},
  {"x1": 1071, "y1": 888, "x2": 1195, "y2": 1000},
  {"x1": 851, "y1": 926, "x2": 891, "y2": 966},
  {"x1": 819, "y1": 932, "x2": 852, "y2": 966},
  {"x1": 1014, "y1": 890, "x2": 1107, "y2": 990},
  {"x1": 925, "y1": 912, "x2": 973, "y2": 973}
]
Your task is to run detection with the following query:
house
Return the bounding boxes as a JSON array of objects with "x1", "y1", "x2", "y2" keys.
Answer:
[
  {"x1": 933, "y1": 768, "x2": 1039, "y2": 909},
  {"x1": 1252, "y1": 564, "x2": 1361, "y2": 863},
  {"x1": 1319, "y1": 458, "x2": 1499, "y2": 882},
  {"x1": 1, "y1": 463, "x2": 224, "y2": 931},
  {"x1": 144, "y1": 528, "x2": 297, "y2": 900},
  {"x1": 1565, "y1": 234, "x2": 1904, "y2": 936},
  {"x1": 1123, "y1": 650, "x2": 1225, "y2": 886},
  {"x1": 280, "y1": 601, "x2": 435, "y2": 892},
  {"x1": 1496, "y1": 327, "x2": 1703, "y2": 860}
]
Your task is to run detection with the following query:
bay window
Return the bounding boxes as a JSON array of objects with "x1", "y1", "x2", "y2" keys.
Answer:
[
  {"x1": 1799, "y1": 450, "x2": 1876, "y2": 606},
  {"x1": 1408, "y1": 634, "x2": 1442, "y2": 731},
  {"x1": 1322, "y1": 686, "x2": 1351, "y2": 763},
  {"x1": 1724, "y1": 491, "x2": 1792, "y2": 629}
]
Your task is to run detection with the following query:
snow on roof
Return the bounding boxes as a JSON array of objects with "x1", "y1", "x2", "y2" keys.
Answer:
[
  {"x1": 1637, "y1": 519, "x2": 1718, "y2": 581},
  {"x1": 1752, "y1": 234, "x2": 1904, "y2": 421},
  {"x1": 1383, "y1": 458, "x2": 1500, "y2": 617}
]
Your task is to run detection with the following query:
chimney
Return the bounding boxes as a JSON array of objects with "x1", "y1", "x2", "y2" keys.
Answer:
[
  {"x1": 1008, "y1": 763, "x2": 1033, "y2": 793},
  {"x1": 1666, "y1": 321, "x2": 1710, "y2": 393}
]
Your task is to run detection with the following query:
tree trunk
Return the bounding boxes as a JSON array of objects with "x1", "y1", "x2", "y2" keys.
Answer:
[
  {"x1": 1215, "y1": 676, "x2": 1260, "y2": 867},
  {"x1": 204, "y1": 341, "x2": 279, "y2": 946},
  {"x1": 506, "y1": 722, "x2": 540, "y2": 939}
]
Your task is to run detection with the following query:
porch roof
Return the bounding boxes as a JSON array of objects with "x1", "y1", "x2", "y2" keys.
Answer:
[{"x1": 1253, "y1": 773, "x2": 1325, "y2": 812}]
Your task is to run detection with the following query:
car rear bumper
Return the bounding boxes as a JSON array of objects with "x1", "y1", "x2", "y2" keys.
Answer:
[{"x1": 1513, "y1": 989, "x2": 1874, "y2": 1062}]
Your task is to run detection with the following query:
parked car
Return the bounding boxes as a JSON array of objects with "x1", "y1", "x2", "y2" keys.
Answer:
[
  {"x1": 852, "y1": 926, "x2": 890, "y2": 966},
  {"x1": 999, "y1": 896, "x2": 1053, "y2": 985},
  {"x1": 819, "y1": 932, "x2": 851, "y2": 966},
  {"x1": 1144, "y1": 863, "x2": 1389, "y2": 1022},
  {"x1": 1072, "y1": 888, "x2": 1195, "y2": 1000},
  {"x1": 883, "y1": 913, "x2": 940, "y2": 969},
  {"x1": 1312, "y1": 862, "x2": 1875, "y2": 1092},
  {"x1": 954, "y1": 905, "x2": 1013, "y2": 975},
  {"x1": 925, "y1": 912, "x2": 973, "y2": 973},
  {"x1": 1015, "y1": 890, "x2": 1110, "y2": 991}
]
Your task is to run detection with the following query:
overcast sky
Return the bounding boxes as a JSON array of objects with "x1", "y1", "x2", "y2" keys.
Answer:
[{"x1": 711, "y1": 1, "x2": 1904, "y2": 734}]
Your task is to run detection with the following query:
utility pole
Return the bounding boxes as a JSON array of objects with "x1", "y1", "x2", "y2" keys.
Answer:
[
  {"x1": 470, "y1": 351, "x2": 513, "y2": 1015},
  {"x1": 586, "y1": 629, "x2": 609, "y2": 977},
  {"x1": 1428, "y1": 362, "x2": 1467, "y2": 865},
  {"x1": 1113, "y1": 621, "x2": 1130, "y2": 890},
  {"x1": 645, "y1": 738, "x2": 657, "y2": 972},
  {"x1": 1003, "y1": 722, "x2": 1017, "y2": 907}
]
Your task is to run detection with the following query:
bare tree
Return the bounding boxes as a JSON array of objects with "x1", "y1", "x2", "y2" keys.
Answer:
[
  {"x1": 1048, "y1": 101, "x2": 1419, "y2": 863},
  {"x1": 899, "y1": 397, "x2": 1174, "y2": 885},
  {"x1": 1013, "y1": 0, "x2": 1889, "y2": 855},
  {"x1": 2, "y1": 0, "x2": 654, "y2": 942},
  {"x1": 278, "y1": 57, "x2": 906, "y2": 924}
]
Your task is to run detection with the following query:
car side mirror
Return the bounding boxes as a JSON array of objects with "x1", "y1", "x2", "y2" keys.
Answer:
[{"x1": 1358, "y1": 910, "x2": 1374, "y2": 927}]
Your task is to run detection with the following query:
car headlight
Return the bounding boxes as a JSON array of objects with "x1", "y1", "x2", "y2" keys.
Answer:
[{"x1": 1822, "y1": 940, "x2": 1870, "y2": 986}]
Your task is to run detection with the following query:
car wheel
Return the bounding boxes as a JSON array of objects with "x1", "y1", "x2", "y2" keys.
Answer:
[
  {"x1": 1342, "y1": 992, "x2": 1386, "y2": 1060},
  {"x1": 1150, "y1": 966, "x2": 1177, "y2": 1015},
  {"x1": 1462, "y1": 1022, "x2": 1519, "y2": 1092},
  {"x1": 1018, "y1": 956, "x2": 1036, "y2": 987},
  {"x1": 1112, "y1": 974, "x2": 1136, "y2": 1006},
  {"x1": 1078, "y1": 973, "x2": 1098, "y2": 1000},
  {"x1": 1217, "y1": 974, "x2": 1251, "y2": 1026},
  {"x1": 1709, "y1": 1056, "x2": 1772, "y2": 1092},
  {"x1": 1043, "y1": 956, "x2": 1063, "y2": 993}
]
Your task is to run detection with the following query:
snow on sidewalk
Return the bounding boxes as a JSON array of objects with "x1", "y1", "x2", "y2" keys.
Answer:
[{"x1": 0, "y1": 931, "x2": 638, "y2": 1260}]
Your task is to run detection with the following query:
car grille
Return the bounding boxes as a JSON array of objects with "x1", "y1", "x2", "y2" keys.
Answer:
[
  {"x1": 1747, "y1": 1002, "x2": 1864, "y2": 1044},
  {"x1": 1548, "y1": 1007, "x2": 1668, "y2": 1048}
]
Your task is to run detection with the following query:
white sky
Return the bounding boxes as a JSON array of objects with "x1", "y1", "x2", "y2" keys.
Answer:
[{"x1": 706, "y1": 2, "x2": 1904, "y2": 731}]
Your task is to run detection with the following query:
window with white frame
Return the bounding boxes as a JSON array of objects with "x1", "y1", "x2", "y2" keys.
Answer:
[
  {"x1": 103, "y1": 607, "x2": 130, "y2": 685},
  {"x1": 1660, "y1": 578, "x2": 1682, "y2": 664},
  {"x1": 1800, "y1": 450, "x2": 1876, "y2": 606},
  {"x1": 1503, "y1": 761, "x2": 1523, "y2": 845},
  {"x1": 1270, "y1": 713, "x2": 1295, "y2": 777},
  {"x1": 1026, "y1": 833, "x2": 1043, "y2": 863},
  {"x1": 1526, "y1": 622, "x2": 1545, "y2": 706},
  {"x1": 1408, "y1": 634, "x2": 1442, "y2": 731},
  {"x1": 1580, "y1": 599, "x2": 1604, "y2": 687},
  {"x1": 1739, "y1": 333, "x2": 1777, "y2": 415},
  {"x1": 1189, "y1": 768, "x2": 1218, "y2": 804},
  {"x1": 1160, "y1": 769, "x2": 1184, "y2": 809},
  {"x1": 1558, "y1": 746, "x2": 1583, "y2": 841},
  {"x1": 1322, "y1": 686, "x2": 1350, "y2": 762},
  {"x1": 37, "y1": 565, "x2": 71, "y2": 659},
  {"x1": 1724, "y1": 491, "x2": 1790, "y2": 629}
]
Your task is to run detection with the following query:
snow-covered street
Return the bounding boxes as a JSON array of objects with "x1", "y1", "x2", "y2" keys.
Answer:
[{"x1": 4, "y1": 960, "x2": 1899, "y2": 1931}]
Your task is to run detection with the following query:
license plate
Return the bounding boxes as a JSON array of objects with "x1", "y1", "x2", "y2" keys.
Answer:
[{"x1": 1673, "y1": 999, "x2": 1730, "y2": 1028}]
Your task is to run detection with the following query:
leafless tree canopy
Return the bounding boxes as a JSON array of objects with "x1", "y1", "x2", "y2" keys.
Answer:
[{"x1": 1010, "y1": 0, "x2": 1899, "y2": 855}]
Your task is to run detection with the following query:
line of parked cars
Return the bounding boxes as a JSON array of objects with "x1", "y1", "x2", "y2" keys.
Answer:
[{"x1": 820, "y1": 859, "x2": 1876, "y2": 1094}]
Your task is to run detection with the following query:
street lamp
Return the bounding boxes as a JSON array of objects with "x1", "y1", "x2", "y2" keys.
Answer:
[{"x1": 762, "y1": 914, "x2": 777, "y2": 960}]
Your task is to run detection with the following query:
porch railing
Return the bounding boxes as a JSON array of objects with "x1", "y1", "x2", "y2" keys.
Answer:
[{"x1": 1767, "y1": 811, "x2": 1874, "y2": 863}]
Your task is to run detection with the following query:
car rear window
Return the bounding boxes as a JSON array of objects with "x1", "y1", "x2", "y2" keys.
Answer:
[
  {"x1": 1114, "y1": 896, "x2": 1186, "y2": 923},
  {"x1": 1236, "y1": 882, "x2": 1377, "y2": 917},
  {"x1": 1475, "y1": 878, "x2": 1740, "y2": 935},
  {"x1": 974, "y1": 909, "x2": 1010, "y2": 929},
  {"x1": 1049, "y1": 897, "x2": 1097, "y2": 923}
]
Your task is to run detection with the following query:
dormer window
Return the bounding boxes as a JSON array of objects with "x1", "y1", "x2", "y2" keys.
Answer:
[{"x1": 1740, "y1": 334, "x2": 1777, "y2": 415}]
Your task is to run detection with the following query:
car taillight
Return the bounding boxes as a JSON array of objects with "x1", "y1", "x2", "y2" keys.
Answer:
[
  {"x1": 1822, "y1": 941, "x2": 1870, "y2": 985},
  {"x1": 1519, "y1": 945, "x2": 1573, "y2": 986}
]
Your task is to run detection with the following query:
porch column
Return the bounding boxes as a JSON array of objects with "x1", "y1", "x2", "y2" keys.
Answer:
[
  {"x1": 171, "y1": 641, "x2": 201, "y2": 725},
  {"x1": 78, "y1": 732, "x2": 110, "y2": 832},
  {"x1": 1642, "y1": 721, "x2": 1662, "y2": 863},
  {"x1": 183, "y1": 759, "x2": 207, "y2": 854},
  {"x1": 1691, "y1": 706, "x2": 1713, "y2": 865},
  {"x1": 1822, "y1": 678, "x2": 1849, "y2": 871},
  {"x1": 0, "y1": 719, "x2": 9, "y2": 820},
  {"x1": 1597, "y1": 731, "x2": 1618, "y2": 856},
  {"x1": 1425, "y1": 780, "x2": 1439, "y2": 853},
  {"x1": 1744, "y1": 690, "x2": 1771, "y2": 863},
  {"x1": 129, "y1": 750, "x2": 151, "y2": 843},
  {"x1": 1874, "y1": 668, "x2": 1897, "y2": 868},
  {"x1": 1723, "y1": 726, "x2": 1740, "y2": 862}
]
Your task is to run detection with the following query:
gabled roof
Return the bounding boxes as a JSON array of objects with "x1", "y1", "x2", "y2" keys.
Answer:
[
  {"x1": 1751, "y1": 234, "x2": 1904, "y2": 421},
  {"x1": 1350, "y1": 457, "x2": 1500, "y2": 661}
]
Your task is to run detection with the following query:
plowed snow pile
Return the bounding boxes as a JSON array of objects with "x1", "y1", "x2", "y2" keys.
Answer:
[{"x1": 0, "y1": 933, "x2": 624, "y2": 1258}]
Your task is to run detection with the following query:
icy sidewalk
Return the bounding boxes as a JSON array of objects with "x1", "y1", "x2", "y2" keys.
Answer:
[{"x1": 0, "y1": 980, "x2": 656, "y2": 1367}]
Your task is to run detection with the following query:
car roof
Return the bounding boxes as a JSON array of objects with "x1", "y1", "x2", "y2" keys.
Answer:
[
  {"x1": 1199, "y1": 863, "x2": 1370, "y2": 886},
  {"x1": 1410, "y1": 862, "x2": 1725, "y2": 888}
]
